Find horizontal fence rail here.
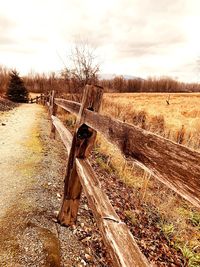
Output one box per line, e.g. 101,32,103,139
54,98,200,208
51,115,149,267
29,94,47,104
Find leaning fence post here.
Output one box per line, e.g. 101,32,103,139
41,94,44,105
43,93,46,106
44,93,48,106
57,85,103,226
50,90,57,138
47,91,52,116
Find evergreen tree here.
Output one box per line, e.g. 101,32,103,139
6,70,29,102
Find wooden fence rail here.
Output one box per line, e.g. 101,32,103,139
51,115,149,266
29,94,47,104
38,85,200,267
54,98,200,208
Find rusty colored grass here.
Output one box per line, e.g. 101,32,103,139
95,93,200,263
101,92,200,149
58,92,200,265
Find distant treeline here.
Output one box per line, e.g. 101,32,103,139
0,66,200,95
24,74,200,94
100,76,200,93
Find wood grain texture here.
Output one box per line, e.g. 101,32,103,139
54,98,200,208
57,85,104,226
51,115,150,267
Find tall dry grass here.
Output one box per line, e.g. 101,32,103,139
57,92,200,264
0,66,10,94
102,93,200,150
92,93,200,264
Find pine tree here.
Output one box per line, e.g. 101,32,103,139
6,70,29,102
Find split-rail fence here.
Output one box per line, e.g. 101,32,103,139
35,85,200,267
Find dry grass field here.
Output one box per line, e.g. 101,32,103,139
92,93,200,266
60,92,200,265
102,93,200,149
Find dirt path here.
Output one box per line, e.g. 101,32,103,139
0,104,86,267
0,105,42,219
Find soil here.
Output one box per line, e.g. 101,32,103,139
0,97,18,111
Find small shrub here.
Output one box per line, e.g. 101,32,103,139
161,223,175,239
149,115,165,134
188,212,200,228
179,245,200,267
124,210,138,225
6,70,28,103
132,110,147,129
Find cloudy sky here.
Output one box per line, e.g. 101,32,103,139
0,0,200,82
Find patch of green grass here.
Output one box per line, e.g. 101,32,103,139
177,206,190,216
177,207,200,228
95,157,114,174
188,212,200,228
93,148,116,174
160,221,175,243
66,118,75,128
179,245,200,267
124,210,138,225
160,223,175,239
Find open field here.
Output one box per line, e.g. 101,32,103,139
102,93,200,150
91,92,200,266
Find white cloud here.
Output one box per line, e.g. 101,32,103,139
0,0,200,81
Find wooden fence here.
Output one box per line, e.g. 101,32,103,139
29,94,48,104
38,85,200,267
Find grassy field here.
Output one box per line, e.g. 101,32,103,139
94,93,200,266
102,93,200,150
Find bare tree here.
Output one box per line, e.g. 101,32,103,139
62,43,100,92
0,66,10,94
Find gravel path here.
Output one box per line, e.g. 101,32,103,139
0,104,87,267
0,105,41,218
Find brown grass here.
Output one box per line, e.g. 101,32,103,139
58,92,200,266
102,93,200,149
94,93,200,265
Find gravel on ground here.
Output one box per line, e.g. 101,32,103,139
0,104,110,267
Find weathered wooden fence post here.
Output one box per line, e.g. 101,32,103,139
50,90,57,138
44,93,48,106
57,85,103,226
40,94,43,104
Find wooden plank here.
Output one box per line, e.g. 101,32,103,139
57,85,104,226
51,115,72,153
55,98,80,114
51,115,149,267
54,98,200,208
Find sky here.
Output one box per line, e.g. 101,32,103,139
0,0,200,82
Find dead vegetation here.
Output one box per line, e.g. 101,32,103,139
60,92,200,266
102,93,200,149
95,92,200,266
0,97,19,112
